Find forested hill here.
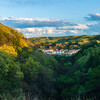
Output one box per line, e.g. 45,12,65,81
0,23,34,56
29,35,100,49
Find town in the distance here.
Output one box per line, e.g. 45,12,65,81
39,48,80,56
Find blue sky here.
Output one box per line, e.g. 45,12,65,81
0,0,100,22
0,0,100,37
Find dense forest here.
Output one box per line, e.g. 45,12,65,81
0,23,100,100
29,35,100,50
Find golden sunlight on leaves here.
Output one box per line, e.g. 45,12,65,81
0,44,17,56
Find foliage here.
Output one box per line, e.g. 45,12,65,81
29,35,100,50
0,23,33,56
0,50,23,99
0,41,100,100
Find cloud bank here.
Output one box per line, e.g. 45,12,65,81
0,14,100,38
0,17,72,28
84,13,100,35
85,13,100,21
0,17,89,37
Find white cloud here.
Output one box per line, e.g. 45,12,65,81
59,24,89,30
0,17,56,21
16,27,67,37
2,16,99,38
16,24,89,38
0,17,69,28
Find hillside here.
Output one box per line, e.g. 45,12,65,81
0,23,100,99
29,35,100,49
0,23,33,56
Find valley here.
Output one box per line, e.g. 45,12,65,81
0,23,100,100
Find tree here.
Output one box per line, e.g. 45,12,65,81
0,50,23,99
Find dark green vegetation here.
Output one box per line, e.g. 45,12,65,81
0,23,100,100
0,49,58,100
29,35,100,49
55,42,100,100
0,42,100,100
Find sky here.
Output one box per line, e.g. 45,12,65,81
0,0,100,37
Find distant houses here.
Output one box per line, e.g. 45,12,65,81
39,48,80,56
